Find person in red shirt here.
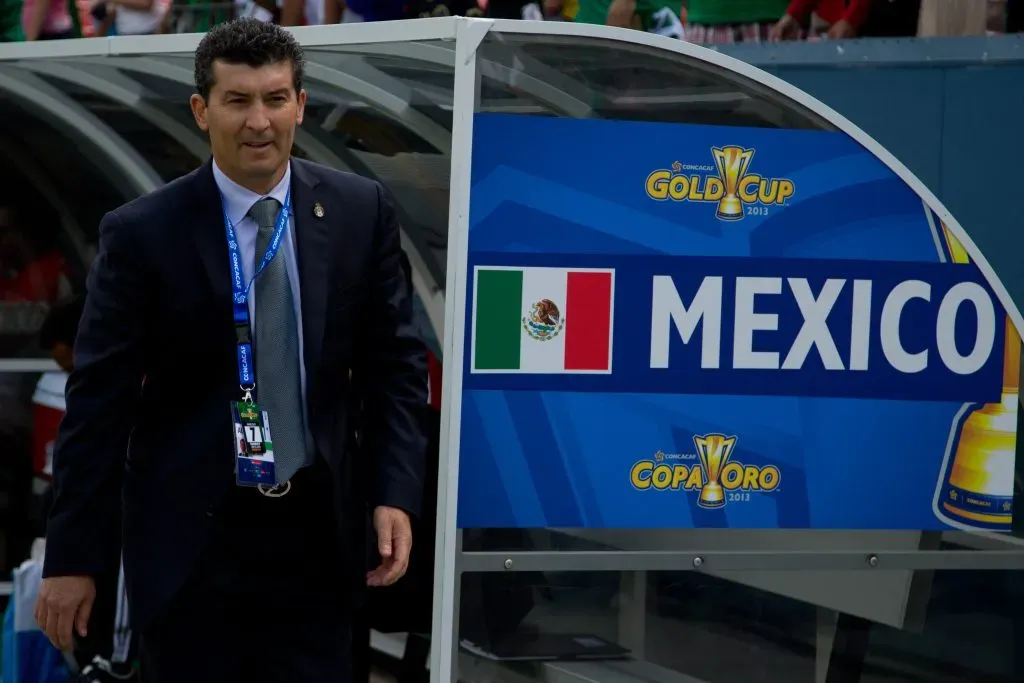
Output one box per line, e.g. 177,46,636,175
0,206,71,304
769,0,871,40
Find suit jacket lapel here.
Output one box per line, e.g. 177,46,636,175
291,159,329,403
192,159,235,329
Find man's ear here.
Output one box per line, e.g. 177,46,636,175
295,88,307,127
190,93,209,132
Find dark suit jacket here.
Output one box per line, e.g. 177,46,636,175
42,158,428,632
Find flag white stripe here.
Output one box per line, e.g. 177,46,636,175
519,268,568,373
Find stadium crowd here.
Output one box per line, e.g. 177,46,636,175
0,0,1021,42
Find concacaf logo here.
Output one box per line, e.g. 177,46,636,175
629,435,781,509
645,146,795,221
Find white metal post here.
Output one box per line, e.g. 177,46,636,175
429,16,492,683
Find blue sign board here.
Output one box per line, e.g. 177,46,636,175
457,113,1020,532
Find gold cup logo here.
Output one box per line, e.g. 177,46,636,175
711,146,755,221
693,433,737,509
937,225,1018,530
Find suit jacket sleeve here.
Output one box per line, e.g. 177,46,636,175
43,211,148,578
360,183,428,516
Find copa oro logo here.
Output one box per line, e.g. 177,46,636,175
645,146,795,221
629,434,781,509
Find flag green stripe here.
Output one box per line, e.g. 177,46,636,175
474,269,523,369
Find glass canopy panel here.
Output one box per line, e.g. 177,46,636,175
304,43,453,344
452,25,1024,683
24,68,202,184
0,95,117,356
455,566,1021,683
476,32,838,129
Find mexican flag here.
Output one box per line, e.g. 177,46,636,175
471,266,614,373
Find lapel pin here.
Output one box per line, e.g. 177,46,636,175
313,202,325,219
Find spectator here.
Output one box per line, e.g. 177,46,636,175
279,0,323,27
107,0,170,36
324,0,406,22
68,0,96,36
917,0,1001,36
37,294,81,375
769,0,871,40
234,0,280,23
0,206,71,304
22,0,73,39
405,0,485,18
485,0,575,19
859,0,920,36
685,0,791,44
1,0,25,40
574,0,684,37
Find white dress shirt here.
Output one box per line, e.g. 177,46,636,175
212,160,308,409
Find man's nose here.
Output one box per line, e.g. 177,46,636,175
245,103,271,132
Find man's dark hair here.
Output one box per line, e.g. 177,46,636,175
193,18,305,100
39,294,85,351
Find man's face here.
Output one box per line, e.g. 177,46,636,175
190,60,306,189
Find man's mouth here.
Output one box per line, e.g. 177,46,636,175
243,141,273,150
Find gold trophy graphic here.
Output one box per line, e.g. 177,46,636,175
937,225,1018,530
693,433,737,509
711,146,754,221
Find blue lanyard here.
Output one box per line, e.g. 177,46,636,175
221,189,292,395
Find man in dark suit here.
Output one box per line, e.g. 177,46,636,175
34,18,427,683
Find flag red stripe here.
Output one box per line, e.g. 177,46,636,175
564,271,612,370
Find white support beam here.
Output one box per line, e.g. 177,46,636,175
304,59,452,153
0,136,93,272
0,66,162,196
16,60,210,163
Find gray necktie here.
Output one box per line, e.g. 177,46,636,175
250,197,308,484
